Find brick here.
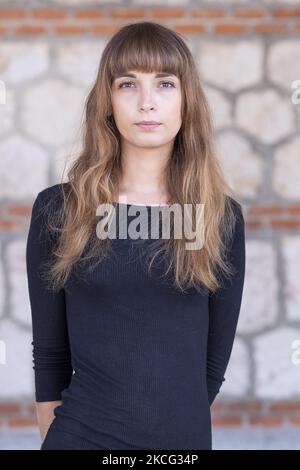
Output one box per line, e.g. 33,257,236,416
210,402,224,413
31,9,66,20
272,9,300,18
245,221,262,230
55,25,86,35
14,26,47,36
212,416,243,427
254,24,287,34
91,24,120,35
8,418,37,428
0,220,24,230
289,417,300,426
111,9,145,19
226,401,263,413
288,206,300,215
73,10,106,19
270,401,300,413
249,416,284,427
270,220,300,229
233,9,266,18
0,10,26,19
152,8,185,19
192,10,225,19
0,403,21,414
173,24,206,34
248,206,285,215
214,24,248,35
7,205,32,217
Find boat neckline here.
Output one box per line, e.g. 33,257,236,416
114,202,171,208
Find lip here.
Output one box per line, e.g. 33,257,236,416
136,121,161,125
135,122,161,130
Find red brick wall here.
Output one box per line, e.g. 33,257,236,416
1,401,300,430
1,3,299,433
0,6,299,38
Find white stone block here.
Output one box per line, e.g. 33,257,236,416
0,87,15,136
219,337,250,397
198,41,263,92
0,43,49,85
55,40,105,87
281,236,300,322
268,41,300,92
236,90,294,144
254,327,300,399
0,319,33,398
216,131,263,198
20,79,87,146
7,239,32,327
273,136,300,199
238,240,279,334
204,86,232,129
0,135,48,198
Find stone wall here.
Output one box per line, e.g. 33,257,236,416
0,0,299,431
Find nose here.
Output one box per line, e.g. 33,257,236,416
140,103,155,111
137,84,158,112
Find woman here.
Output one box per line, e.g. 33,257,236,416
26,21,246,450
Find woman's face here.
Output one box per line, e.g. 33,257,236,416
111,70,182,149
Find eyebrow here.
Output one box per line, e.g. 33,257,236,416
114,72,178,80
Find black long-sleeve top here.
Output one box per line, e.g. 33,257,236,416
26,183,246,450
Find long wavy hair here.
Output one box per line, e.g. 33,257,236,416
41,21,241,295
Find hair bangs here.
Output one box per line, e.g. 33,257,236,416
106,24,186,84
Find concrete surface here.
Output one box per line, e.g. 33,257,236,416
0,426,299,450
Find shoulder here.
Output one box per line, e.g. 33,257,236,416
36,182,70,205
224,195,245,255
227,195,243,215
226,195,244,229
30,183,71,237
33,182,71,215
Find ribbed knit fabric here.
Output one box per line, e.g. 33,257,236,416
40,421,107,450
26,183,245,450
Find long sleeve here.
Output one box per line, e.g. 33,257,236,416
26,189,73,402
206,199,246,406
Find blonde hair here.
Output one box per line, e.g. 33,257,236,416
42,21,241,295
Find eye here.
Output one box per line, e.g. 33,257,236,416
118,81,176,89
161,81,176,88
118,81,134,89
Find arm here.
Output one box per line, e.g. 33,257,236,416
206,200,246,406
35,401,62,442
26,189,73,442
